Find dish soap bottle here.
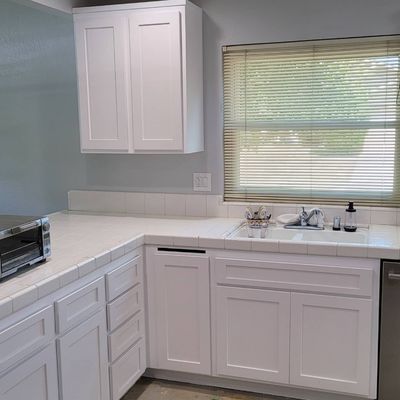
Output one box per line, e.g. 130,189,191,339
344,202,357,232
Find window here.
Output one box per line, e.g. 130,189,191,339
223,36,400,206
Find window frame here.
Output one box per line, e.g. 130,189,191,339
223,35,400,207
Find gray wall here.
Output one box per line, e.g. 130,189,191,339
83,0,400,194
1,0,400,214
0,0,86,215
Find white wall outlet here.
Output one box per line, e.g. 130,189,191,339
193,173,212,192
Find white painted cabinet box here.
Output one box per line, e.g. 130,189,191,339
211,253,379,398
0,243,380,400
0,249,145,400
73,0,203,154
146,247,380,400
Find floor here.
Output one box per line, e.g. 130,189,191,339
123,378,287,400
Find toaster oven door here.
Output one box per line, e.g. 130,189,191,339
0,227,43,278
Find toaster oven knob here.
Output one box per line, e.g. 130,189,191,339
42,222,50,232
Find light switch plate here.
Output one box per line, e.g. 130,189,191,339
193,173,212,192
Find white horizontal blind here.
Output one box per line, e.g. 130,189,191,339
223,36,400,206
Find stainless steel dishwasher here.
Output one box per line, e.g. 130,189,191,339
379,261,400,399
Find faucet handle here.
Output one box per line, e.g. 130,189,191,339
244,207,254,220
316,210,324,228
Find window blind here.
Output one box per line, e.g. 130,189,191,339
223,36,400,206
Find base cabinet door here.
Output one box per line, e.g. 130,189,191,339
215,286,290,384
58,310,110,400
290,293,372,396
154,253,211,374
0,343,58,400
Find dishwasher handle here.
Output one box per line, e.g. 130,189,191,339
388,272,400,281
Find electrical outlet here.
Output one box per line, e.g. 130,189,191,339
193,173,212,192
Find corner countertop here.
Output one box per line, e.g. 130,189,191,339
0,210,399,320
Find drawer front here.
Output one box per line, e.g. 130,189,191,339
108,311,144,363
107,285,142,332
106,256,142,301
56,277,105,333
0,306,55,373
110,339,146,400
214,257,373,297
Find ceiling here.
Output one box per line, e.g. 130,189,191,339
15,0,162,14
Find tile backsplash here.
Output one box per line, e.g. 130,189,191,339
68,190,400,225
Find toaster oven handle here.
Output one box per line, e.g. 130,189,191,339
11,221,40,234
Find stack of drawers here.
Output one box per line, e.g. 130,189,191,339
105,255,146,400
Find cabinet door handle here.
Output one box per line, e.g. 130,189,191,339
388,272,400,280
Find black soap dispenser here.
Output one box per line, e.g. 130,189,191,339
344,202,357,232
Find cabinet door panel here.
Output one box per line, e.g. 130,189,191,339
130,11,183,151
58,310,109,400
216,287,290,383
0,343,58,400
74,15,130,152
155,253,210,374
290,293,372,396
110,339,146,400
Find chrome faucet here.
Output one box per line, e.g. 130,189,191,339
285,207,324,230
299,207,308,227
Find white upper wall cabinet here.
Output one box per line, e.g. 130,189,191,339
73,1,204,154
74,15,131,152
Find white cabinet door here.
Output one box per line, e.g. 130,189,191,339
130,10,184,151
290,293,372,396
154,253,211,374
58,310,110,400
0,343,58,400
74,14,130,152
215,286,290,384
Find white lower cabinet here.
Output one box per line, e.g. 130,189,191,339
0,343,58,400
106,252,146,400
153,252,211,374
211,253,379,398
0,246,379,400
58,310,110,400
290,293,372,396
215,286,290,384
216,288,373,395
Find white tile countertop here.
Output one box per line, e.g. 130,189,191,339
0,210,400,320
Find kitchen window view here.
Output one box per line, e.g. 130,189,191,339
223,36,400,206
